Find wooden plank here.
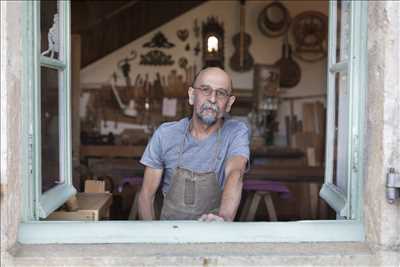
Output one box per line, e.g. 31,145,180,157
46,210,95,221
72,193,112,211
71,34,81,190
46,193,112,221
302,102,315,133
128,190,140,220
292,132,324,166
85,160,324,184
306,147,317,167
292,132,317,150
309,183,320,220
246,193,261,221
253,158,306,167
87,158,145,178
299,183,310,219
290,115,298,135
285,116,291,146
314,102,325,135
251,146,304,158
263,192,277,221
85,180,106,193
239,192,254,221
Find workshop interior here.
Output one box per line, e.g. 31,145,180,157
40,0,343,222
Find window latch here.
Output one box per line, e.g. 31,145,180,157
386,168,400,204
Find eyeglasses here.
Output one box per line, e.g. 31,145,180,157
194,86,231,99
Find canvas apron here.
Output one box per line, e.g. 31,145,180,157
160,122,222,220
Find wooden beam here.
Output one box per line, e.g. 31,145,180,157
81,1,139,32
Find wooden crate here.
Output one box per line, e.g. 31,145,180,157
46,193,112,221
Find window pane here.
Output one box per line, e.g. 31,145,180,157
41,1,59,59
332,71,348,194
41,67,61,193
336,0,351,62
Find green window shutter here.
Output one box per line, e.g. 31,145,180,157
30,0,76,219
320,0,367,219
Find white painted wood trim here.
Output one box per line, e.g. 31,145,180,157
18,220,364,244
38,184,77,218
320,183,347,216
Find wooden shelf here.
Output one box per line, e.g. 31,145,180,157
246,166,324,183
81,145,145,158
251,146,304,158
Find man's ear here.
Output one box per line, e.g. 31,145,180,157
188,87,195,105
225,95,236,113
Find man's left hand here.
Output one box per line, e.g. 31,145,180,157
198,213,225,222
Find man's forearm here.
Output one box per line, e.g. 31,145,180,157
218,169,243,221
138,191,155,220
138,166,163,220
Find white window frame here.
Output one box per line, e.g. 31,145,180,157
18,0,368,244
22,0,76,221
320,0,367,220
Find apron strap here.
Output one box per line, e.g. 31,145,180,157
212,127,221,172
176,119,191,168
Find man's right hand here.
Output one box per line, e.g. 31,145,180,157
198,213,225,222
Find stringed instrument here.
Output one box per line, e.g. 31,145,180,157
275,33,301,88
230,0,254,72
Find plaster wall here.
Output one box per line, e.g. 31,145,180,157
364,1,400,262
0,1,23,264
1,1,399,266
80,0,328,140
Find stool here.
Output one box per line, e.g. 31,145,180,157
118,176,143,220
240,180,290,221
245,191,277,221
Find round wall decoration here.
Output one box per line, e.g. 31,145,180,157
257,2,290,38
291,11,328,62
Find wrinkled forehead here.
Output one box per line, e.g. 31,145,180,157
192,68,233,92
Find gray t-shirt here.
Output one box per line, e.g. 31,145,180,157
140,117,250,193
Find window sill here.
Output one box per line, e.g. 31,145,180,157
18,220,364,244
9,242,374,266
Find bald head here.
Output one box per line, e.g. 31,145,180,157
192,67,233,93
188,67,236,126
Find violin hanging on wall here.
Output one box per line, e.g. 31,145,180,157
229,0,254,72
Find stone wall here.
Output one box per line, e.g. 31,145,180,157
0,1,23,264
364,1,400,265
1,1,399,266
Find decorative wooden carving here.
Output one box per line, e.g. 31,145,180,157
193,19,200,38
194,42,201,56
177,29,189,41
143,32,175,48
178,57,188,69
117,50,137,87
291,11,328,62
140,50,174,66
